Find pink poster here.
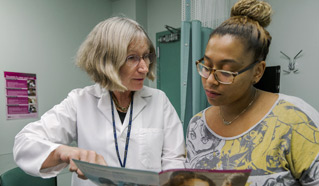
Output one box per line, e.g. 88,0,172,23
4,71,38,119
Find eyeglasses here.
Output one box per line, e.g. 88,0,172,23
125,53,156,67
195,57,259,84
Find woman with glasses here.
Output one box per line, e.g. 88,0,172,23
185,0,319,185
13,17,185,186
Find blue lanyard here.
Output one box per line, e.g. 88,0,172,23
110,92,134,168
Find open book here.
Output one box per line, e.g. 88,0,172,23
73,159,251,186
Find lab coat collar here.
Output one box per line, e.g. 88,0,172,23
88,83,152,122
132,88,150,120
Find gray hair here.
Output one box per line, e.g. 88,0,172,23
76,16,156,91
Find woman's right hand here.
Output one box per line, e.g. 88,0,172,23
42,145,107,179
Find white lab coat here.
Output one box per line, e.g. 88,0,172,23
13,84,185,186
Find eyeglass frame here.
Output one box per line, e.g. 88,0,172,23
125,53,156,67
195,57,260,84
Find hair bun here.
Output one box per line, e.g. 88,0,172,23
231,0,272,27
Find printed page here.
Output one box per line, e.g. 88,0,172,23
73,159,159,186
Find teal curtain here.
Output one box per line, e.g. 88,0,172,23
179,0,230,135
180,20,212,134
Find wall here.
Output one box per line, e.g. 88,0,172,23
0,0,112,185
266,0,319,111
111,0,136,19
111,0,182,44
111,0,148,36
136,0,148,32
146,0,181,88
146,0,181,45
229,0,319,111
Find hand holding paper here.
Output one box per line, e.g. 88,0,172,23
41,145,107,179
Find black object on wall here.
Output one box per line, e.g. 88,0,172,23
254,66,281,93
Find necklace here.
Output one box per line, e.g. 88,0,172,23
111,92,130,112
219,89,257,125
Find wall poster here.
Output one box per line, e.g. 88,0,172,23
4,71,38,119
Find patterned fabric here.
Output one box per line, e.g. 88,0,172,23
185,94,319,186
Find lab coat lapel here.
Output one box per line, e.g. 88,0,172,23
97,93,112,124
89,84,112,123
132,87,151,121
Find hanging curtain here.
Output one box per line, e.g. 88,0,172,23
180,0,230,133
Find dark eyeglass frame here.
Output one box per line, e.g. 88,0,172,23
195,57,260,84
125,53,156,67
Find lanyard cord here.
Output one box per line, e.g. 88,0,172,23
110,92,134,168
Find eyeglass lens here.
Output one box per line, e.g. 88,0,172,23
126,53,155,66
197,63,234,84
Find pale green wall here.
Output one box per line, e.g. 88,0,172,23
221,0,319,111
136,0,148,31
146,0,181,45
111,0,181,45
265,0,319,110
0,0,112,185
146,0,181,88
111,0,148,34
111,0,136,19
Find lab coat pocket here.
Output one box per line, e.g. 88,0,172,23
138,128,163,169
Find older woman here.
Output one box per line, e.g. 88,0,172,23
185,0,319,185
13,17,185,186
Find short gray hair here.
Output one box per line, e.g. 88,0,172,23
76,16,156,91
